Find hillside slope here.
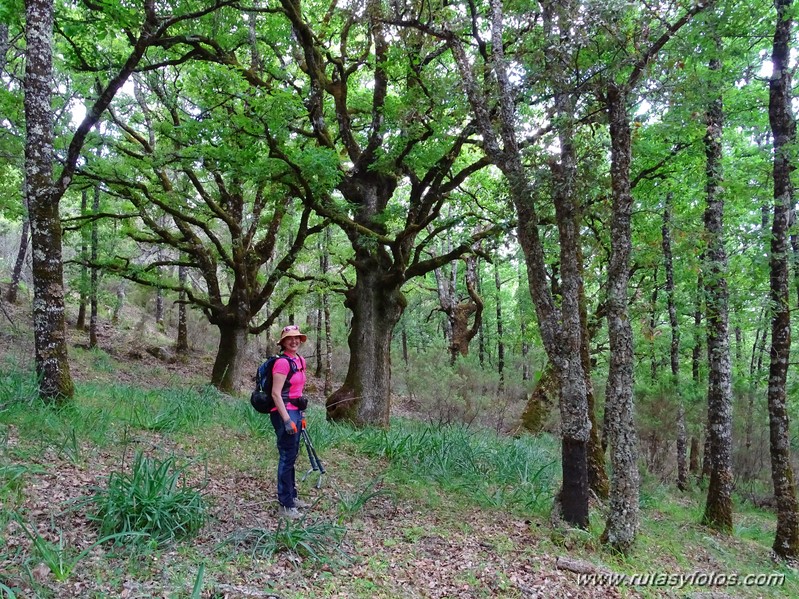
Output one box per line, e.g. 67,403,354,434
0,287,796,598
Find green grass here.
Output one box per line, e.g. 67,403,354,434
85,451,207,547
594,485,799,598
225,517,348,563
2,373,799,597
349,419,557,514
334,476,394,521
0,368,39,408
16,517,142,583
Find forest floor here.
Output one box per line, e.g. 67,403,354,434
0,288,797,598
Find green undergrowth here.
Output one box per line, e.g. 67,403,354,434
599,483,799,598
1,369,798,597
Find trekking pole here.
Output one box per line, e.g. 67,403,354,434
301,428,326,489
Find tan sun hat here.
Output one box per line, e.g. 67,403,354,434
278,324,307,344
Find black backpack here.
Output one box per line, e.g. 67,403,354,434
250,355,306,413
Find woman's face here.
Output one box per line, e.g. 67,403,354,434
282,336,302,352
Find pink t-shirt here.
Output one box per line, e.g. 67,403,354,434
272,354,306,409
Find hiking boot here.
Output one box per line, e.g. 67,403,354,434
278,506,303,520
293,498,312,509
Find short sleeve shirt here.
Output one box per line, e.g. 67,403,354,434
272,354,306,405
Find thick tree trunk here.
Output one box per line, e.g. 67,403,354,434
515,154,590,528
601,84,639,553
767,0,799,559
210,323,250,392
210,281,254,392
544,1,591,528
326,268,406,427
701,52,733,534
582,335,608,500
24,0,74,400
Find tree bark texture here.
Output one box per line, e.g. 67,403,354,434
601,84,639,553
701,53,734,534
23,0,175,399
513,153,590,528
578,247,609,500
211,322,250,393
767,0,799,559
24,0,75,400
326,264,406,427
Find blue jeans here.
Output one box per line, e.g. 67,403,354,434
270,410,302,508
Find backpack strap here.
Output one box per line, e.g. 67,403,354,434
256,359,272,393
256,354,300,398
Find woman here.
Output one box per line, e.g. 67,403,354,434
270,324,309,519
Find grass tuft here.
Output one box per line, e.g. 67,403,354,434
225,517,347,563
0,369,39,410
16,517,142,582
86,451,207,547
335,476,394,521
